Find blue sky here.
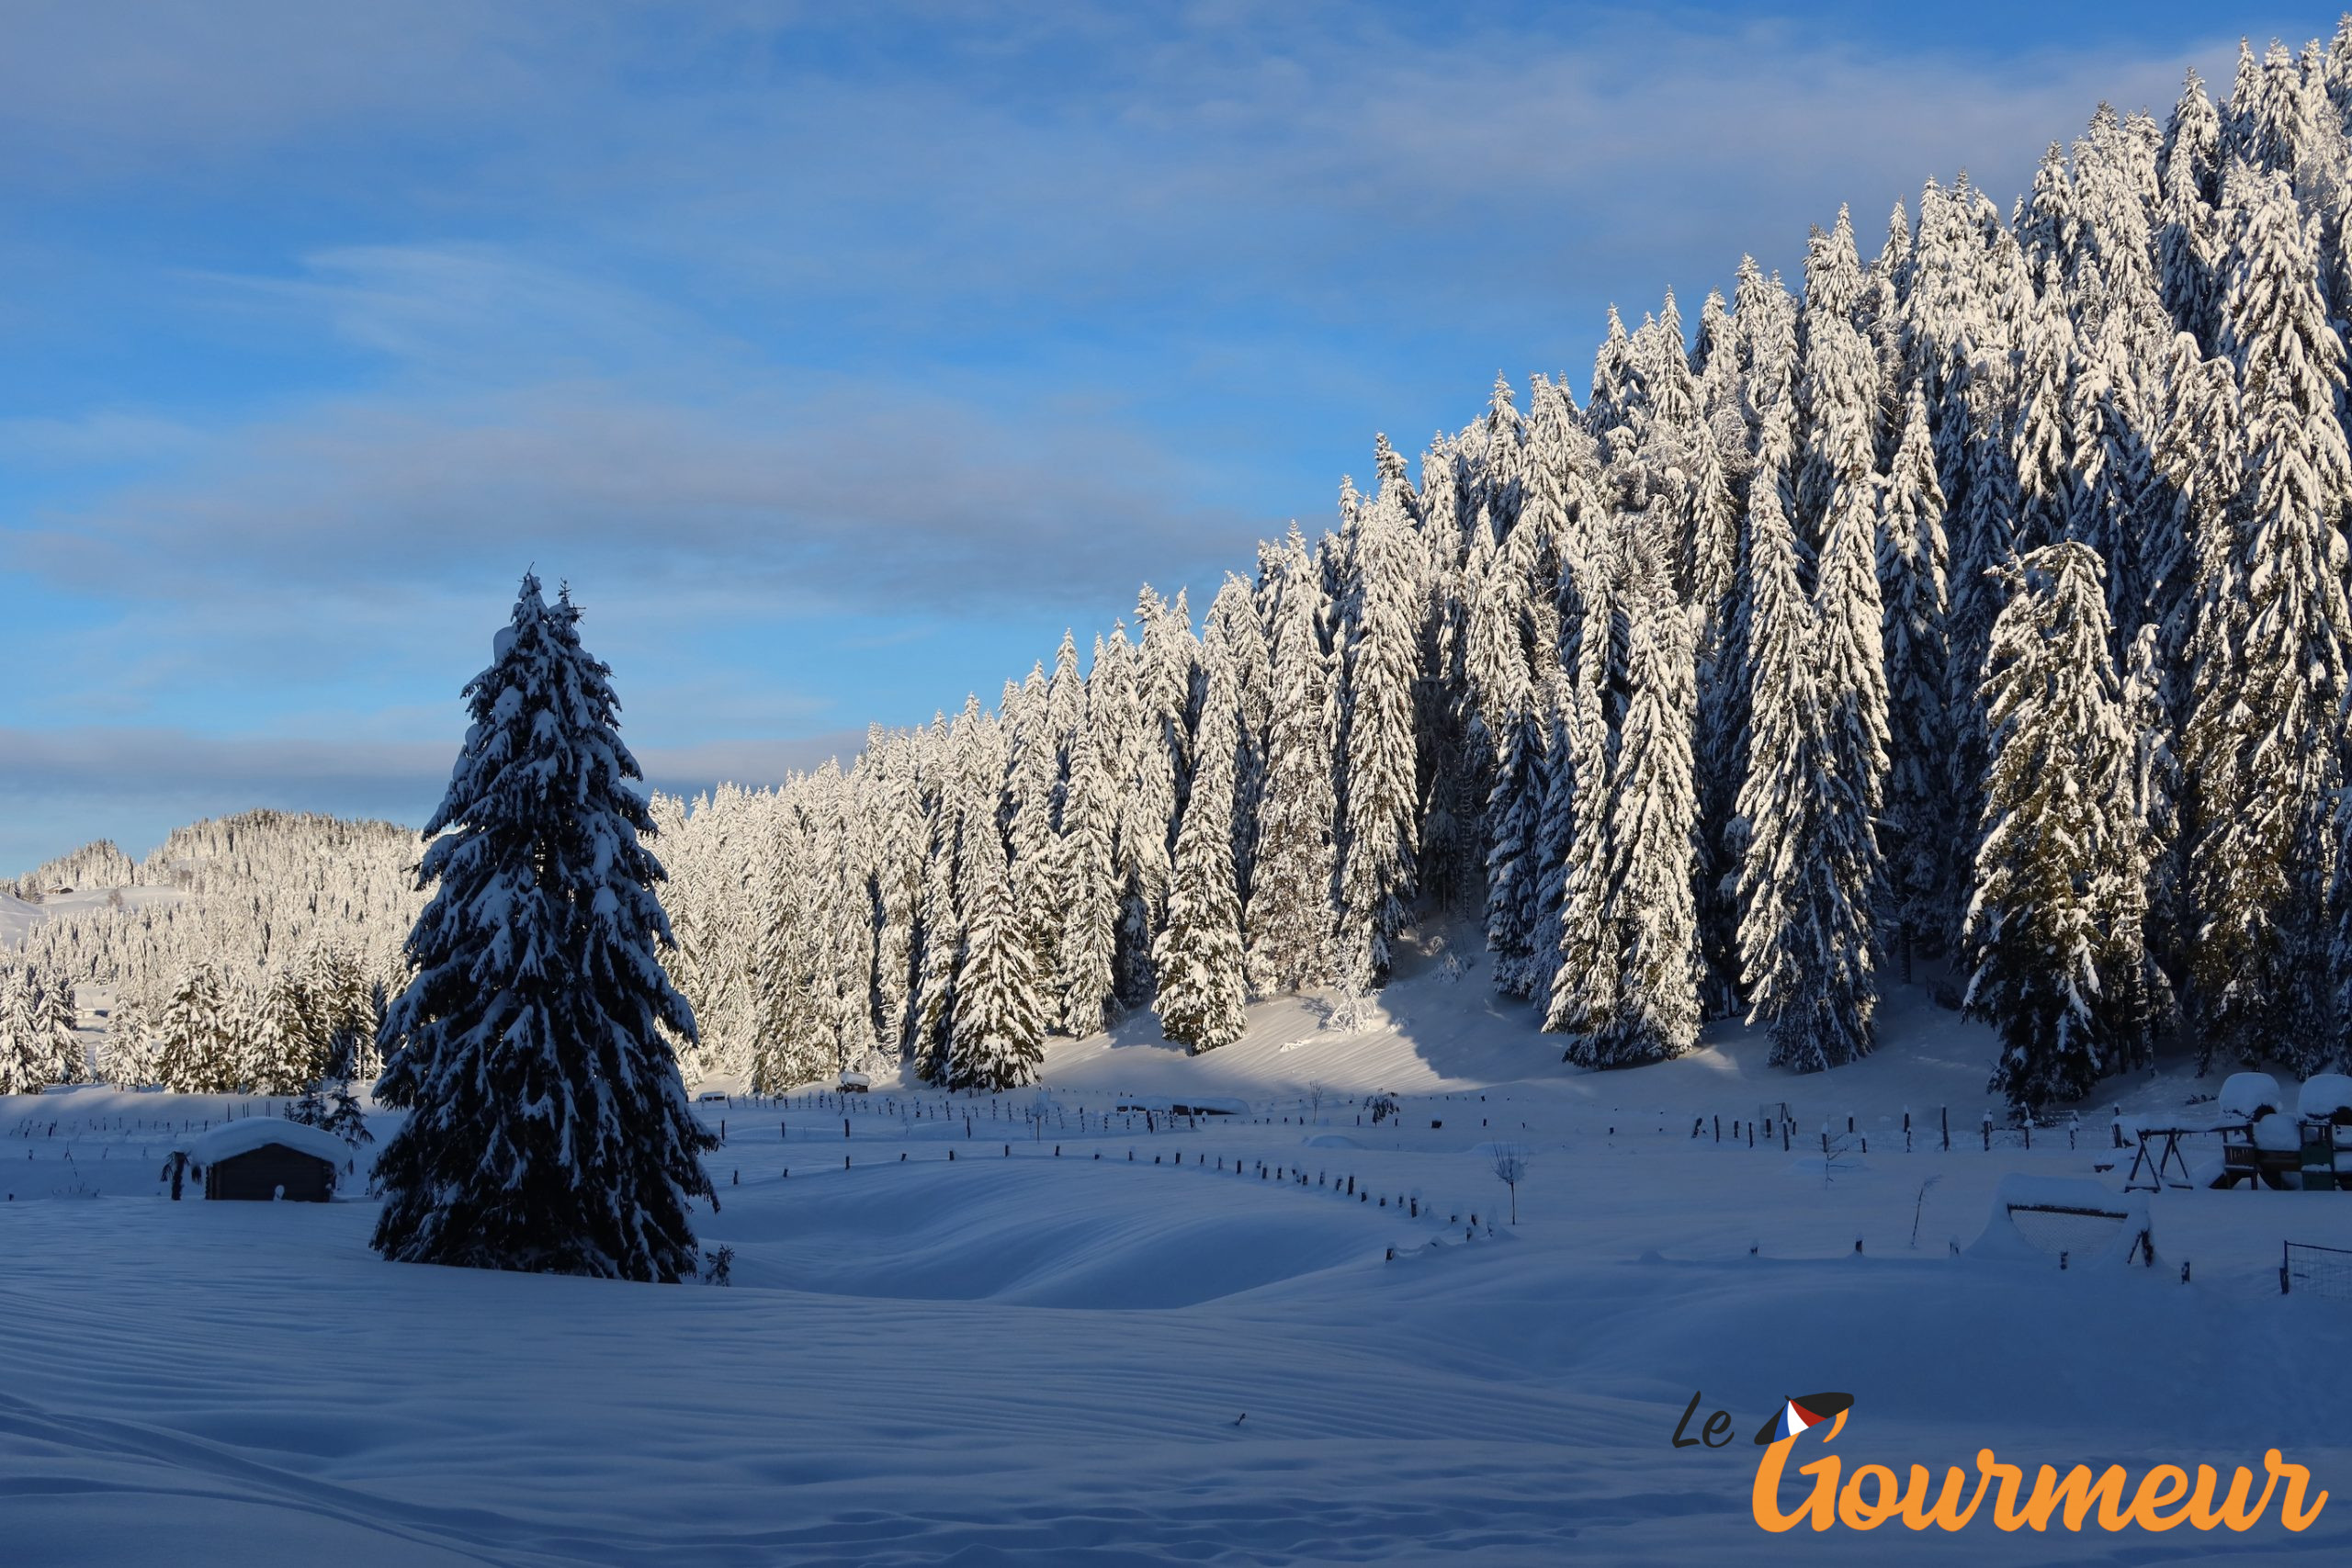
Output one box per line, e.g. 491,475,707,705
0,1,2336,870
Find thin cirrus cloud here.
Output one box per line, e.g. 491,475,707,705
0,723,868,871
0,2,2312,870
0,726,865,802
15,374,1250,610
7,22,2258,611
10,242,1260,615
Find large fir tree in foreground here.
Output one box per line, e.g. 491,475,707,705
372,573,717,1283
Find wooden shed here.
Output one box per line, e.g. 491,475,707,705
181,1120,349,1202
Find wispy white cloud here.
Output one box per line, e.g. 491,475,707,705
9,367,1257,612
1,1,2262,624
0,721,866,873
0,723,865,815
0,0,2324,870
0,412,207,471
0,2,566,180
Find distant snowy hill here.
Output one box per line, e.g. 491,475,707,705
0,885,189,953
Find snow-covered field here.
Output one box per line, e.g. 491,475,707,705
6,944,2350,1563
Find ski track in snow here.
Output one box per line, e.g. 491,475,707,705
6,944,2352,1564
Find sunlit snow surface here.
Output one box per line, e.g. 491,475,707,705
6,937,2351,1563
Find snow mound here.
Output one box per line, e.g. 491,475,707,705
2220,1072,2286,1122
2299,1073,2352,1122
1303,1134,1363,1148
1985,1173,2125,1209
179,1119,354,1168
2253,1114,2302,1152
1967,1174,2150,1267
707,1158,1408,1309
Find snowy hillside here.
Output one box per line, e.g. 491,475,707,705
1024,923,2015,1110
0,885,188,953
0,891,39,951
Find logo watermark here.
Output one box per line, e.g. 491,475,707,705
1670,1390,2329,1535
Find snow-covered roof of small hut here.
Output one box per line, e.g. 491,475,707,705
2301,1074,2352,1122
839,1071,872,1087
2220,1072,2286,1122
178,1119,352,1168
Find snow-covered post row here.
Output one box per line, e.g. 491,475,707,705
368,573,718,1283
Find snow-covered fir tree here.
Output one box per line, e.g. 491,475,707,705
2191,167,2352,1070
946,818,1046,1091
909,773,965,1086
1795,235,1895,1068
1877,386,1952,975
1966,544,2160,1111
1246,527,1340,995
1411,436,1479,914
370,574,716,1283
1004,665,1061,976
1210,575,1275,927
1542,482,1621,1046
1499,380,1592,1003
3,967,85,1088
1053,705,1121,1036
1557,517,1700,1066
1334,443,1424,987
2160,71,2227,352
0,968,51,1093
99,991,158,1089
1154,602,1250,1054
250,968,322,1094
2123,622,2186,990
1125,587,1196,950
1736,391,1880,1074
155,962,232,1094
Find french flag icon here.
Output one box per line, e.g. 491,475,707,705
1754,1392,1855,1445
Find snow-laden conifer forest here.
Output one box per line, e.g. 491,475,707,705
14,40,2352,1115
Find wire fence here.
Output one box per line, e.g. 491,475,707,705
2282,1241,2352,1299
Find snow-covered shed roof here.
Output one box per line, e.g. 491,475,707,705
178,1119,352,1168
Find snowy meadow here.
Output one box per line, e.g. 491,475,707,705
6,959,2350,1564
